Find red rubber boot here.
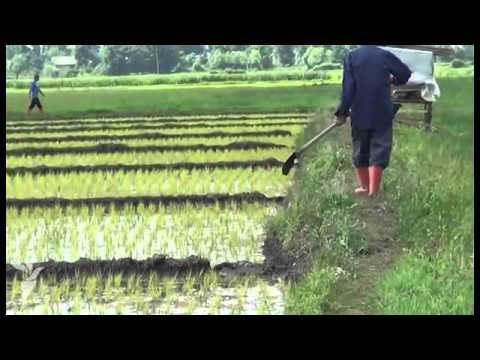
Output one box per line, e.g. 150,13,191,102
368,166,383,197
355,167,369,195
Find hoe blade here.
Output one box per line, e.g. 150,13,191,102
282,152,298,176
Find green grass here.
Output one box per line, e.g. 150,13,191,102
6,64,471,122
6,84,340,121
272,77,474,315
434,63,474,78
374,77,474,314
376,250,473,314
6,68,340,89
267,114,363,314
6,63,471,90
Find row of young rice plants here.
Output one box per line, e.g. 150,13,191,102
6,203,276,265
7,167,290,198
6,271,285,315
6,112,307,315
6,148,294,168
6,125,304,141
6,113,311,127
5,135,295,151
6,118,309,133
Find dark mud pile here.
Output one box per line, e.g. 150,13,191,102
6,255,211,281
6,239,295,282
6,114,310,128
6,130,293,144
5,202,298,282
6,142,288,157
7,158,284,176
6,192,286,210
6,121,308,135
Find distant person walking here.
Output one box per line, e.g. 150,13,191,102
335,45,412,197
27,73,45,115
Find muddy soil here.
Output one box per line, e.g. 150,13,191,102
6,255,211,281
6,250,285,282
6,158,284,176
6,192,286,210
6,239,299,283
6,142,288,157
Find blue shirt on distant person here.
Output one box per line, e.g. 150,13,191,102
335,45,412,130
30,80,41,98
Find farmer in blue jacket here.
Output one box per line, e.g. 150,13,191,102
27,73,45,115
335,45,412,197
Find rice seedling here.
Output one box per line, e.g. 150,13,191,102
72,288,82,315
256,282,273,315
7,203,274,265
230,286,247,315
7,147,293,169
6,136,295,155
9,278,21,303
208,293,224,315
6,124,302,142
6,114,308,133
7,113,309,128
7,167,288,198
114,301,123,315
5,111,305,315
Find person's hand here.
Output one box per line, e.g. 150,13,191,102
335,115,347,127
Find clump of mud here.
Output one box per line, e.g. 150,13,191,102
6,237,301,282
7,158,284,176
6,142,287,157
6,192,286,210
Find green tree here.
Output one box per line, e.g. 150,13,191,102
464,45,474,62
74,45,100,68
157,45,182,73
247,49,262,70
208,49,227,69
8,53,30,79
303,46,334,69
210,45,248,52
455,47,466,60
248,45,274,69
273,45,295,67
98,45,157,75
294,45,309,66
178,45,206,54
6,45,29,60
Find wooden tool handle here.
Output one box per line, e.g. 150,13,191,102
297,121,338,155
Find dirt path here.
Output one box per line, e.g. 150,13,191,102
324,128,403,315
326,192,402,315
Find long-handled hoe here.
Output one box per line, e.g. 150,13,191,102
282,121,339,176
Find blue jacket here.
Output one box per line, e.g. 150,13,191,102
335,46,412,130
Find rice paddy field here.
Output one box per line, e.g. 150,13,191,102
6,112,310,315
6,68,473,316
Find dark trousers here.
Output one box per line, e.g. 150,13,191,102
352,126,393,169
28,97,43,111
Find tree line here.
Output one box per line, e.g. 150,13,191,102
6,45,474,79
